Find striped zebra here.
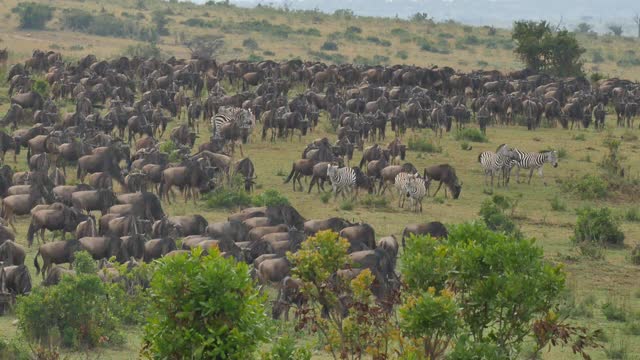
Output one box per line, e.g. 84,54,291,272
405,174,428,212
211,106,256,139
512,149,558,185
478,144,518,188
394,172,428,211
327,164,356,200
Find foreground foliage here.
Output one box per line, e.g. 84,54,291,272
142,248,269,359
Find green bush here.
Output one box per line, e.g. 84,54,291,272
61,9,93,30
204,187,252,209
243,38,259,50
181,17,220,28
573,133,586,141
454,128,488,142
631,244,640,265
12,3,54,30
32,79,49,98
360,194,389,209
601,301,627,322
549,195,567,211
263,50,275,56
319,192,331,204
0,337,30,360
16,251,124,349
561,175,608,200
459,141,472,150
308,50,348,64
321,41,338,51
400,222,566,358
396,50,408,60
261,335,312,360
142,248,269,359
479,195,522,238
252,189,289,207
408,137,442,153
572,207,624,246
340,199,354,211
557,148,568,159
624,207,640,222
123,43,163,59
248,53,264,62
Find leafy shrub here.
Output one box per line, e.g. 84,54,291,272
242,38,259,50
557,148,568,159
151,10,170,36
12,3,54,30
142,248,269,359
308,50,348,63
252,189,289,207
396,50,408,60
360,194,389,209
631,244,640,265
61,9,93,30
617,51,640,67
248,53,264,62
32,79,49,98
624,207,640,222
261,335,312,360
340,199,354,211
572,133,586,141
462,34,480,45
408,137,442,153
592,49,605,63
204,187,252,209
263,50,275,56
454,128,488,142
576,241,605,260
601,301,627,322
561,175,608,200
319,192,331,204
16,251,124,349
0,337,30,360
345,26,361,34
320,41,338,51
572,207,624,246
549,195,567,211
479,195,522,238
477,60,489,67
181,17,220,28
459,141,472,150
463,26,473,33
400,222,568,358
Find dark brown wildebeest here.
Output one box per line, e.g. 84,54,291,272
87,172,113,190
43,266,76,286
76,145,126,186
52,183,93,206
115,191,165,221
303,217,353,235
206,220,250,243
159,160,213,204
1,175,54,231
233,157,256,192
423,164,462,199
272,276,306,321
11,91,44,110
79,236,126,262
401,222,448,248
256,257,290,285
27,205,87,247
167,215,208,237
339,224,376,252
0,130,20,161
307,162,330,193
143,237,177,263
0,240,26,265
283,159,316,192
34,240,81,279
71,189,118,215
1,265,31,295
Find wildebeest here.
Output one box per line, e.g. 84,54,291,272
423,164,462,199
1,265,32,295
0,240,26,265
339,224,376,252
34,240,81,279
401,222,448,247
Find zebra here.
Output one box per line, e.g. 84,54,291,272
405,174,428,212
394,172,428,211
211,106,256,156
326,164,356,200
512,149,558,185
478,144,518,188
211,106,255,139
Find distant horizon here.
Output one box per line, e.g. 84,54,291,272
186,0,640,34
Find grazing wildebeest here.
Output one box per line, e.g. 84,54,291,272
401,222,448,247
34,240,81,279
423,164,462,199
0,240,26,265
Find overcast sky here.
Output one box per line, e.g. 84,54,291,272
189,0,640,33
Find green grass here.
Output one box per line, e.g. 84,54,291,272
454,128,488,142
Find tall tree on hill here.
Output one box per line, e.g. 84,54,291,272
512,21,585,77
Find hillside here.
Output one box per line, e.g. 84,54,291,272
0,0,640,80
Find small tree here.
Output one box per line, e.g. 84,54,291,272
151,10,170,36
575,22,593,33
512,20,585,76
11,3,54,30
608,24,623,36
401,222,600,359
184,35,225,59
142,248,269,359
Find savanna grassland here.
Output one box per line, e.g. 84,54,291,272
0,0,639,359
